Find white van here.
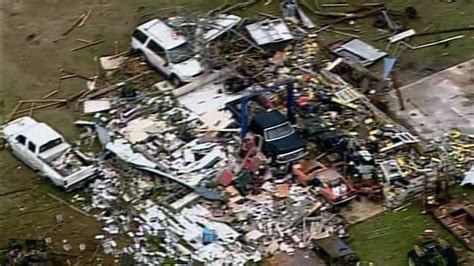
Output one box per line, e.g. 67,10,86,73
131,15,241,86
131,19,203,86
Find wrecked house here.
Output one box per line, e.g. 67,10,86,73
3,2,474,265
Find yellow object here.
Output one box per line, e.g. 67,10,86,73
331,97,358,109
397,157,406,166
450,130,461,138
369,129,380,136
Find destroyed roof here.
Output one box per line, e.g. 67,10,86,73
202,14,242,42
250,110,288,129
138,19,186,50
339,39,387,62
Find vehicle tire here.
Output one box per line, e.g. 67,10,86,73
170,75,182,87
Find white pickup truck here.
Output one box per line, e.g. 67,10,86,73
3,116,97,191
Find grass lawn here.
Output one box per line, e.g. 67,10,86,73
349,200,472,265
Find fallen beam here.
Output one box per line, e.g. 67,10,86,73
14,101,64,115
415,25,474,37
77,10,92,27
60,69,94,81
20,99,67,103
401,35,464,50
62,13,86,36
85,71,151,99
71,40,104,52
42,90,60,99
6,102,22,122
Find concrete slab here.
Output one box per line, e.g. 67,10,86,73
387,59,474,139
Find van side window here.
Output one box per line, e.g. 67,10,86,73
28,142,36,153
16,135,26,145
147,40,165,57
132,30,148,43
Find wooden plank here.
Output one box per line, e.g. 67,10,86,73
20,99,67,103
60,69,94,81
85,71,151,99
76,38,93,43
77,10,91,27
6,102,23,122
60,74,77,80
28,102,34,116
70,40,104,52
42,90,60,99
62,13,86,36
14,102,64,115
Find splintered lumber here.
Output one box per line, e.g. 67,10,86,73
321,3,348,7
42,90,60,99
71,40,104,52
68,89,88,102
62,13,86,36
415,25,474,37
7,102,22,122
76,38,93,43
258,12,279,19
60,74,77,80
14,101,65,115
85,71,152,99
29,102,34,116
60,69,94,81
78,10,92,27
402,35,464,50
328,29,360,38
20,99,67,103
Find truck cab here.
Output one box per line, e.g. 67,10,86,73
131,19,203,85
249,110,307,164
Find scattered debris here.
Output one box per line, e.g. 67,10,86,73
331,39,387,66
71,40,104,52
401,35,464,50
433,201,474,251
3,4,474,265
245,19,294,46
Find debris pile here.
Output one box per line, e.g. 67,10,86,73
3,2,474,265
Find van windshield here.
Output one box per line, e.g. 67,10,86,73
168,43,194,64
264,122,294,141
39,138,63,153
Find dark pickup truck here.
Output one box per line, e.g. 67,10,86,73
249,110,308,164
